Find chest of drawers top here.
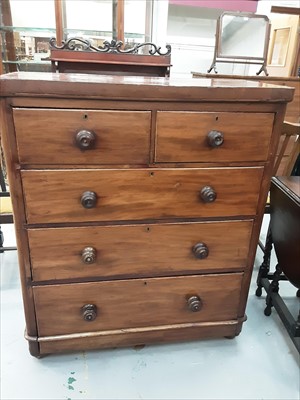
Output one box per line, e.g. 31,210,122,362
0,71,294,102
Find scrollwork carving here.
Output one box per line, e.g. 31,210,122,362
49,38,171,56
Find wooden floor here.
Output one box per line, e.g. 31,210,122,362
1,218,299,400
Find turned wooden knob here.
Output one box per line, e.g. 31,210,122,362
207,130,224,148
82,304,97,321
81,191,97,208
200,186,216,203
187,296,202,312
81,247,96,264
75,130,96,150
193,243,209,259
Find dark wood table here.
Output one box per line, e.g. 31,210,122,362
256,176,300,352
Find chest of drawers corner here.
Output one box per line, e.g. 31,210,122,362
0,72,293,357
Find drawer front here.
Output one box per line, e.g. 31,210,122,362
33,273,243,336
13,108,151,164
155,112,274,162
22,167,263,224
28,220,253,281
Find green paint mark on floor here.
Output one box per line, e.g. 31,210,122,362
68,377,76,385
68,385,74,390
70,371,75,375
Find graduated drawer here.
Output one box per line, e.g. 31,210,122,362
155,112,274,162
13,108,151,164
22,167,263,224
33,273,243,336
28,220,253,281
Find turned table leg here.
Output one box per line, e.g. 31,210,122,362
256,226,273,297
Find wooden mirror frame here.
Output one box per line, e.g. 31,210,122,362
208,11,271,76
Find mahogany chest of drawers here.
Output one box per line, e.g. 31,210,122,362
0,72,293,357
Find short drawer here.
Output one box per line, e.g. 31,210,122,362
33,273,243,336
155,112,274,162
13,108,151,164
22,167,263,224
28,220,253,281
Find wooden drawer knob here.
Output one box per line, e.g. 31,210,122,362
81,247,96,264
75,130,96,150
207,130,224,148
200,186,216,203
82,304,97,321
187,296,202,312
193,243,209,259
81,191,97,208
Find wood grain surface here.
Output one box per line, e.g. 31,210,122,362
38,321,239,354
156,111,274,162
192,72,299,124
33,273,243,336
28,220,253,281
0,72,291,356
13,108,151,164
0,72,294,103
22,167,264,224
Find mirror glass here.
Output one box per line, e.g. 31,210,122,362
219,13,269,59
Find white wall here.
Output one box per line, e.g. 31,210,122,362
124,0,146,36
257,0,300,16
166,4,221,76
65,0,112,32
152,0,169,48
9,0,55,28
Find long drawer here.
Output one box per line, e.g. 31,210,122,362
155,111,274,162
28,220,253,281
22,167,263,224
33,273,243,336
13,108,151,164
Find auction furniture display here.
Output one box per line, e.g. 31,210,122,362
0,72,293,357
